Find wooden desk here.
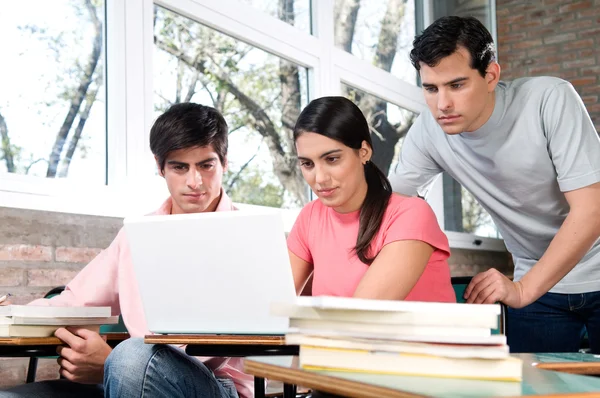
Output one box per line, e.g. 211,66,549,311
0,333,130,356
0,333,130,383
144,334,299,397
517,352,600,375
144,334,299,356
243,355,600,398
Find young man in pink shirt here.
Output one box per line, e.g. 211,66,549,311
0,103,249,398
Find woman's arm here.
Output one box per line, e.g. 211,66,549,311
353,240,433,300
289,250,314,296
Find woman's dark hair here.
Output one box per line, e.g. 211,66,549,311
150,102,228,171
410,16,496,77
293,96,392,265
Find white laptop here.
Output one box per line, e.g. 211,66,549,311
123,208,296,335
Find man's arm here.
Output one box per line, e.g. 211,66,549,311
389,115,443,197
465,182,600,307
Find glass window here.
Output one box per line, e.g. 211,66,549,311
334,0,417,84
428,0,500,238
0,0,106,182
153,5,310,209
242,0,312,34
431,0,493,32
342,84,417,176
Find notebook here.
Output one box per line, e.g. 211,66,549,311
124,208,296,335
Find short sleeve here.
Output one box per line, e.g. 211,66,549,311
543,82,600,192
383,197,450,260
287,202,315,263
389,114,444,196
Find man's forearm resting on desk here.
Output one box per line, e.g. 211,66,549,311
466,182,600,308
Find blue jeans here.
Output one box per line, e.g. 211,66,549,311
104,338,239,398
507,291,600,353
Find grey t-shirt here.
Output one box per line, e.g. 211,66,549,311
390,76,600,294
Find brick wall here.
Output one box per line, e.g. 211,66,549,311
0,207,121,388
0,206,510,388
496,0,600,131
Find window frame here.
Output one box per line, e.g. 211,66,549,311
0,0,505,251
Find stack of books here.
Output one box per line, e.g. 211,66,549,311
0,305,117,337
272,296,522,381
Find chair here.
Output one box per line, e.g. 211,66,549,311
26,286,128,383
450,276,506,335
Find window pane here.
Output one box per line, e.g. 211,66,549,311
0,0,106,183
153,6,309,209
430,0,499,238
334,0,417,84
342,84,417,176
242,0,311,34
431,0,493,32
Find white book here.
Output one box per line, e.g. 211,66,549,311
0,324,101,338
271,302,498,329
285,334,510,359
0,315,119,326
0,305,111,318
293,296,500,317
289,327,507,345
290,318,491,337
299,345,522,381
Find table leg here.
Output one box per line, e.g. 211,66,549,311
254,376,265,398
283,383,296,398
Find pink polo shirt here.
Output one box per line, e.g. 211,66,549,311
287,194,455,302
28,192,254,398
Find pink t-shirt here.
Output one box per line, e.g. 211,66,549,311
287,194,455,302
28,192,254,398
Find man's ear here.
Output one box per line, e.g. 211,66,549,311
359,141,373,164
222,158,228,174
485,62,501,92
155,156,164,177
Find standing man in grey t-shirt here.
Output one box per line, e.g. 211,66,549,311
390,16,600,353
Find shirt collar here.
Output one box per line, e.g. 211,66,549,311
152,188,235,215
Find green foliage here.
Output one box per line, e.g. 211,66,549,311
223,167,284,208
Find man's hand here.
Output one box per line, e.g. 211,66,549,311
464,268,527,308
54,327,112,384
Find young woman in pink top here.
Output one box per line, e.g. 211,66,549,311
288,96,455,302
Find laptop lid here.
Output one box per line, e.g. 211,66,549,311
124,208,296,335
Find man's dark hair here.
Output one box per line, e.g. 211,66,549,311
150,103,228,171
410,16,496,77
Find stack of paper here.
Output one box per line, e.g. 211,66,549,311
272,296,522,381
0,305,117,337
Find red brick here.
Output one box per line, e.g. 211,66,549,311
582,85,600,95
566,38,595,49
559,70,580,80
500,32,528,43
563,58,597,69
544,32,577,44
0,358,27,388
571,77,599,87
0,268,24,286
513,39,543,50
543,14,575,25
27,268,80,287
580,26,600,37
0,245,52,261
582,96,599,105
559,0,593,13
527,45,560,57
540,53,576,65
34,358,60,381
579,49,596,57
529,64,562,75
560,19,594,31
582,66,600,76
55,247,102,263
